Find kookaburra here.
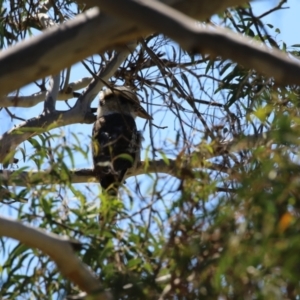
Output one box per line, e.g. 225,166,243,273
92,86,152,196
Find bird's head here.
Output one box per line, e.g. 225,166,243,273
97,87,152,120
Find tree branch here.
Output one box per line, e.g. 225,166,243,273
0,77,93,108
0,8,139,97
96,0,300,86
44,74,60,113
38,13,60,114
0,45,136,163
82,0,249,20
0,160,178,187
0,130,274,187
2,0,300,97
0,216,112,299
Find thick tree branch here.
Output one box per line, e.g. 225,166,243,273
96,0,300,86
0,8,139,97
2,0,300,97
0,216,112,299
81,0,248,20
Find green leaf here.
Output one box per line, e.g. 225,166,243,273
158,150,169,165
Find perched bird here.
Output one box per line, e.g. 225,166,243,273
92,86,152,196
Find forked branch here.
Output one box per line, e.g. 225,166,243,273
0,44,137,163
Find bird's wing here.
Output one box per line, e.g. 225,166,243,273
92,114,138,190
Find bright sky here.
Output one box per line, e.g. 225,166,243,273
258,0,300,46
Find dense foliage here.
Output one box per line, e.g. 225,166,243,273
1,0,300,298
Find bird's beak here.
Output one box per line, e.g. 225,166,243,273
136,105,153,120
